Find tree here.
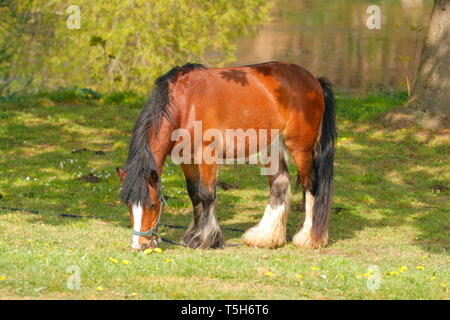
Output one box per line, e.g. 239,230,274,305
408,0,450,123
0,0,273,94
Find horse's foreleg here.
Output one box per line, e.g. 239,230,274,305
243,156,291,248
181,164,224,249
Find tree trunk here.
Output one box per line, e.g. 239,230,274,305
409,0,450,118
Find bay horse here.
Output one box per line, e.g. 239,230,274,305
116,61,336,250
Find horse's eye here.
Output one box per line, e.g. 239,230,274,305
149,203,156,209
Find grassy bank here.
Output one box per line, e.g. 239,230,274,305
0,90,448,299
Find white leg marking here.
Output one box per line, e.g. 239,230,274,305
243,202,288,248
243,172,291,248
259,204,285,233
293,191,327,248
131,205,142,249
303,190,314,231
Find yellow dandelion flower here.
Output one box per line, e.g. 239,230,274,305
399,266,408,272
87,94,93,98
388,271,399,276
416,266,425,271
0,276,7,281
165,259,172,263
95,286,103,291
131,292,138,296
144,248,153,254
363,273,373,278
439,283,447,288
264,271,273,277
109,257,118,264
121,260,129,265
311,266,318,271
296,274,304,279
429,276,437,281
154,248,163,254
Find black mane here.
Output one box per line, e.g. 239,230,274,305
120,63,206,206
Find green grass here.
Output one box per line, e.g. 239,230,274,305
0,90,448,299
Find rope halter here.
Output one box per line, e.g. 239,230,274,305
132,190,167,239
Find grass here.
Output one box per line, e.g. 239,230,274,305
0,89,448,299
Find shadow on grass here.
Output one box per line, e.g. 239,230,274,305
329,122,449,253
1,94,448,253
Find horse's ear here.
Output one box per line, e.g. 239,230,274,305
116,167,126,182
148,169,159,188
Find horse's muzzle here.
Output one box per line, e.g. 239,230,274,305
131,237,159,250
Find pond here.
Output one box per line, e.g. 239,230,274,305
233,0,433,96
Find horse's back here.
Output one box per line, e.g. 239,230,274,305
171,61,324,133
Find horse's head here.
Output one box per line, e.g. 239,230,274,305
116,167,163,250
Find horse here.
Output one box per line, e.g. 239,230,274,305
116,61,336,250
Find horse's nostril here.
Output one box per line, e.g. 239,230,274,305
140,243,149,250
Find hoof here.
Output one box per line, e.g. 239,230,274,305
292,230,328,249
183,230,224,249
242,226,286,249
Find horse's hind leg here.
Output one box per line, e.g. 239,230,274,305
243,156,291,248
181,163,224,249
288,149,328,248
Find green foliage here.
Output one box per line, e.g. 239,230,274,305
336,91,408,121
77,88,102,100
0,0,273,95
104,91,144,108
0,86,148,109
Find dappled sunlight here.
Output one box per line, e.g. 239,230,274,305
1,0,448,300
333,116,449,253
1,92,448,299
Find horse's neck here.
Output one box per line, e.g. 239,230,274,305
150,123,177,174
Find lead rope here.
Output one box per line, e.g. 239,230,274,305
0,200,243,247
1,205,345,248
131,189,241,247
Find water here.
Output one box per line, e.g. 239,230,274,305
234,0,433,96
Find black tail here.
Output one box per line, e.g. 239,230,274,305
311,77,337,243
